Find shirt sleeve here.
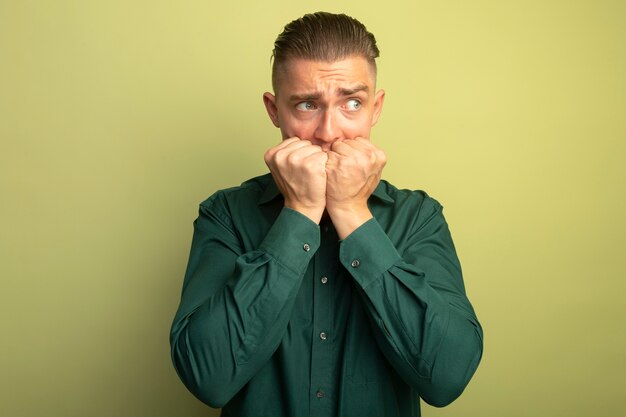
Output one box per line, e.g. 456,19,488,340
339,198,483,407
170,196,319,408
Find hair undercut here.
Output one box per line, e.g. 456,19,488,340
271,12,380,93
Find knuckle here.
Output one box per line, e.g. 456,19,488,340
274,148,289,162
285,152,299,166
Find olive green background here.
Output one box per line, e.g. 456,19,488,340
1,1,624,416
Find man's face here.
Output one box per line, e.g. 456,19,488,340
263,56,385,151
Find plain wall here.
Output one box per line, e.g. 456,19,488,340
1,1,624,416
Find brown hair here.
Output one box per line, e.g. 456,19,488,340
271,12,380,92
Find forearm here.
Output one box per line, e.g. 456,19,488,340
171,258,304,407
357,276,483,406
341,217,483,405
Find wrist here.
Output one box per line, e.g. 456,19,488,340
326,203,372,240
285,200,325,224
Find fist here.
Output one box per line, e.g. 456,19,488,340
264,137,328,223
325,138,387,238
325,138,387,208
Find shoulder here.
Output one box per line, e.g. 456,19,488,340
195,173,273,227
373,179,448,235
199,173,272,209
378,179,443,212
374,180,454,246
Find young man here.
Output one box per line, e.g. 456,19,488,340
170,12,483,417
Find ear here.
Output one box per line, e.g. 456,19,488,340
263,92,280,128
370,89,386,127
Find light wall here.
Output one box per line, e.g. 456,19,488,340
1,1,624,416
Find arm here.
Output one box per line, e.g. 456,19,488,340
171,138,327,407
340,200,483,407
170,197,319,408
326,138,482,406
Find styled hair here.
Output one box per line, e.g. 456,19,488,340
271,12,380,92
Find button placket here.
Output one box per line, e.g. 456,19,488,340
309,220,338,415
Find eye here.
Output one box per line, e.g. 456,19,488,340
295,101,316,111
345,99,362,111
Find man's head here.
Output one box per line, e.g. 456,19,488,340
263,12,385,150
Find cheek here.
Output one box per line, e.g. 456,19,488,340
341,115,373,138
278,114,315,139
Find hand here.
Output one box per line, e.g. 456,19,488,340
264,137,328,224
325,138,387,239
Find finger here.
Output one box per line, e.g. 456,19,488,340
273,136,300,148
329,140,355,155
304,149,329,166
354,140,386,167
374,148,387,167
281,138,316,152
272,137,308,152
353,137,372,145
284,143,325,163
265,138,312,162
330,140,372,159
270,137,315,155
331,140,385,169
345,137,378,152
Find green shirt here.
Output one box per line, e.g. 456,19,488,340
170,173,483,417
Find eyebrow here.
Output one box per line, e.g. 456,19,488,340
337,84,369,96
289,84,369,102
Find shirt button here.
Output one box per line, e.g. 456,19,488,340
316,390,325,398
319,332,327,340
320,276,328,284
303,243,310,252
351,259,360,268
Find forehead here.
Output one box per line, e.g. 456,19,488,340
275,56,376,95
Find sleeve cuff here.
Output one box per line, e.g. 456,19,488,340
339,218,401,288
259,207,320,274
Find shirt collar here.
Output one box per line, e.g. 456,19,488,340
257,173,395,205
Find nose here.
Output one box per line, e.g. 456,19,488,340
313,109,341,150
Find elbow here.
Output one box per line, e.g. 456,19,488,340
420,351,482,407
196,375,243,409
170,333,239,409
422,392,459,408
420,370,472,408
171,351,238,408
195,383,233,409
187,380,235,409
421,315,484,407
